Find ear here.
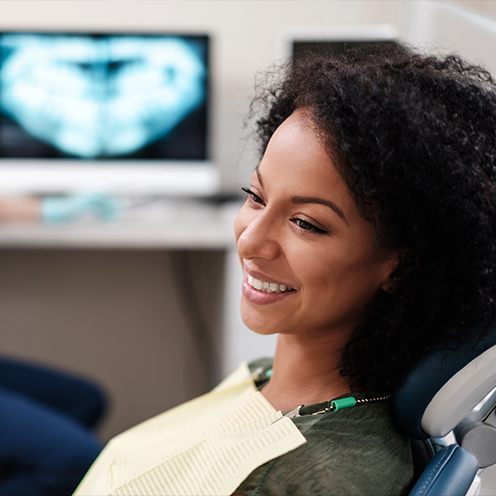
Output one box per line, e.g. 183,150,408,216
381,248,417,294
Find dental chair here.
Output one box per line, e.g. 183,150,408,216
393,322,496,496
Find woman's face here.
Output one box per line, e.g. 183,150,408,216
234,110,399,338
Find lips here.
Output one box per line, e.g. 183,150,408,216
242,267,296,305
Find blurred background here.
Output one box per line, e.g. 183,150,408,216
0,0,494,450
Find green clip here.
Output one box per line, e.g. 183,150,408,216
330,397,357,412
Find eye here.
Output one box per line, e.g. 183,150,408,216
290,217,328,234
241,187,265,205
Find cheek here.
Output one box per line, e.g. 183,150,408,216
288,245,334,294
299,247,376,298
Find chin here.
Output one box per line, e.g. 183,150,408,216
240,304,280,336
241,317,279,336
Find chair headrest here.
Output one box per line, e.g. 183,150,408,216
393,321,496,439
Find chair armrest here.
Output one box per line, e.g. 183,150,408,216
409,444,478,496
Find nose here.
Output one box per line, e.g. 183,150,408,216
235,206,281,262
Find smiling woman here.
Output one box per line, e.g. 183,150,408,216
73,44,496,496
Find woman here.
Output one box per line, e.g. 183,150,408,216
74,45,496,496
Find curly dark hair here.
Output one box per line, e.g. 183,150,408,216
250,44,496,393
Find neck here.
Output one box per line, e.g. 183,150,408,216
261,330,354,412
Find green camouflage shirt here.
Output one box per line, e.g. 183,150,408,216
235,360,414,496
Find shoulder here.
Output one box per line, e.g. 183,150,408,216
235,400,414,496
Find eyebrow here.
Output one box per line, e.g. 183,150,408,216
255,167,348,224
291,196,348,224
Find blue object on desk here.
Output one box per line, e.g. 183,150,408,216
41,193,123,225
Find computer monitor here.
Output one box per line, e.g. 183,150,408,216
277,24,399,63
0,31,218,196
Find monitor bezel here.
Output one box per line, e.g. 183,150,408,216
0,29,218,196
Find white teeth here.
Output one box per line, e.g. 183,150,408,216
247,275,293,294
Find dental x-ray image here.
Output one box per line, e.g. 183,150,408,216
0,33,209,160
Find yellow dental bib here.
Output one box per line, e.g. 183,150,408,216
73,362,306,496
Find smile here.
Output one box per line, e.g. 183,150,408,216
247,274,295,294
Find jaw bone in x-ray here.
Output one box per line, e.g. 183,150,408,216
0,35,206,158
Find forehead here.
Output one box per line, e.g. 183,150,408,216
256,111,354,207
261,110,327,170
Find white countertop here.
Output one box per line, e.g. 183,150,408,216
0,200,241,250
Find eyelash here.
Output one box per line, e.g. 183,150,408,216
290,218,328,234
241,187,264,205
241,187,328,234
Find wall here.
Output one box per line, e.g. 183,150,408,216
0,248,227,440
451,0,496,19
395,1,496,75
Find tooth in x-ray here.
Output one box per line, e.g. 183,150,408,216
0,34,206,157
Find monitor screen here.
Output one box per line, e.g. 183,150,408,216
0,32,209,161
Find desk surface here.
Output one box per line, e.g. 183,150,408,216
0,201,241,250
